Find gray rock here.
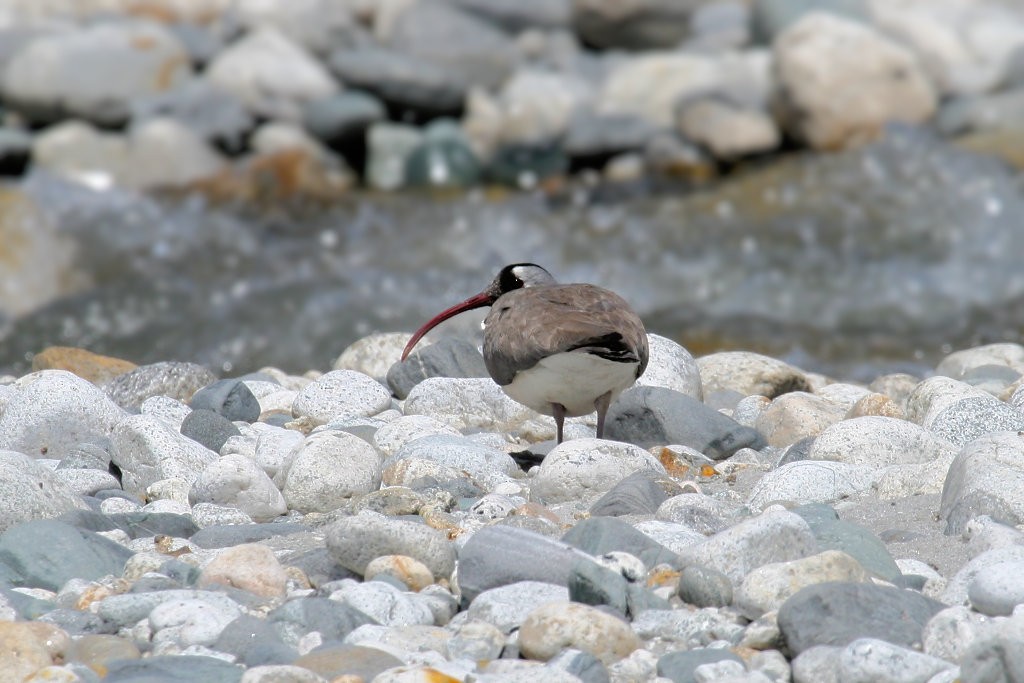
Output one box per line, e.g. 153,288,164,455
106,361,217,411
468,581,569,634
303,90,386,150
633,519,704,555
132,79,255,154
180,409,240,453
52,467,121,496
103,655,243,683
330,581,434,626
0,369,126,460
205,27,338,122
749,460,876,510
678,510,819,584
268,596,376,644
967,559,1024,616
452,0,571,31
657,648,746,683
0,451,90,533
458,525,599,602
563,110,662,162
697,351,811,398
1,21,193,126
791,645,841,683
573,0,696,50
590,470,684,517
327,47,464,116
110,413,219,496
677,564,734,608
233,0,363,55
548,648,610,683
214,614,297,667
0,519,133,591
387,1,518,93
791,504,901,582
405,125,483,189
940,431,1024,534
190,379,261,423
562,516,681,569
942,545,1024,607
567,555,629,616
778,582,946,656
387,338,489,399
935,343,1024,380
735,550,870,620
325,510,455,580
605,386,767,456
808,416,956,467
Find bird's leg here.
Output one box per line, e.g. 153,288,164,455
594,390,612,439
552,402,567,444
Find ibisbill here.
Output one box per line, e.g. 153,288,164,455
401,263,649,443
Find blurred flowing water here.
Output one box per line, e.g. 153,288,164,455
2,126,1023,381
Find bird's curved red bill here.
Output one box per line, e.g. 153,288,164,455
401,292,493,361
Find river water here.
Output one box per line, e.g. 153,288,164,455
2,126,1023,382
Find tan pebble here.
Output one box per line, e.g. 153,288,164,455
65,634,141,675
31,346,137,386
519,601,639,666
755,392,846,447
24,666,81,682
846,392,905,419
510,501,562,526
0,622,57,680
364,555,434,591
198,543,288,598
285,565,312,590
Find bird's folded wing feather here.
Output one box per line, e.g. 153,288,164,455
483,284,648,386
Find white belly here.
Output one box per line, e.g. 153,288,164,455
501,351,640,417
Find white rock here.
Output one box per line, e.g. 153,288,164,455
403,377,535,433
251,423,304,479
205,27,339,121
1,21,192,124
387,434,518,492
148,597,241,648
773,12,937,149
677,98,780,160
635,334,703,399
189,453,287,522
52,468,121,496
233,0,358,54
110,414,218,497
922,605,992,663
0,451,90,532
291,369,391,426
808,416,957,467
939,431,1024,536
905,376,993,426
140,395,192,431
633,520,705,554
735,550,870,619
531,438,666,505
837,638,955,683
330,581,434,626
372,415,460,457
677,510,819,584
936,343,1024,379
749,460,877,510
282,429,382,513
0,369,126,460
334,332,416,382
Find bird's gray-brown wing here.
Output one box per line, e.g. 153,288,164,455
482,284,649,386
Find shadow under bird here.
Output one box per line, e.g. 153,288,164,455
401,263,649,443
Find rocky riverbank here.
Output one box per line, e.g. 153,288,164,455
0,0,1021,197
1,337,1024,681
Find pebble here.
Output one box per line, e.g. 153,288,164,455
939,431,1024,534
189,453,286,522
386,434,518,492
677,510,819,584
105,362,218,411
748,460,877,509
197,544,288,599
0,519,133,591
290,370,391,425
386,338,489,399
190,379,261,423
697,352,811,398
735,550,870,619
110,413,219,496
0,451,90,532
334,332,418,383
531,438,665,504
325,510,456,581
755,391,847,447
605,387,767,456
837,637,956,683
281,430,383,513
519,601,639,666
30,346,136,386
330,581,434,626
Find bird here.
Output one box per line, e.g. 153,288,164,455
401,263,649,444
